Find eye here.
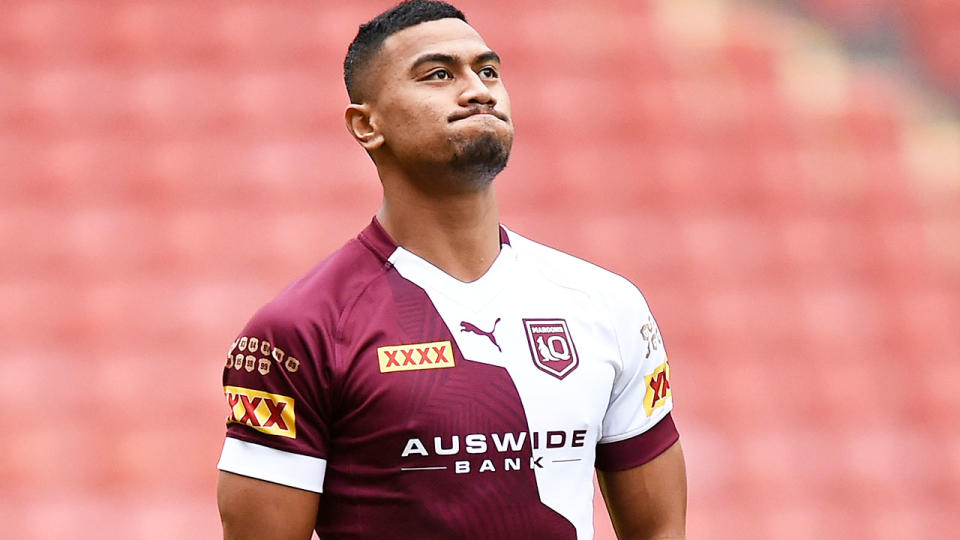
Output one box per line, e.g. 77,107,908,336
478,66,499,79
425,69,452,81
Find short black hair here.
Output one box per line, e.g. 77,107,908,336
344,0,467,103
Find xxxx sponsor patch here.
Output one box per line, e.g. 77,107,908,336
643,360,671,417
225,386,296,438
377,341,455,373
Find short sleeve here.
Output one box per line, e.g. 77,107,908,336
216,302,334,493
595,285,679,471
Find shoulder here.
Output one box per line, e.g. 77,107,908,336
506,227,646,308
244,235,391,342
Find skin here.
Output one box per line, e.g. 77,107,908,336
219,17,687,540
598,441,688,539
218,472,318,540
345,18,513,282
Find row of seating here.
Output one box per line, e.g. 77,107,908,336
798,0,960,95
2,0,957,538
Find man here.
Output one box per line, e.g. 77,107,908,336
216,1,686,539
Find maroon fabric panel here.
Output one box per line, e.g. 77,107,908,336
222,228,393,459
594,413,679,472
358,217,399,262
224,219,575,538
315,267,575,539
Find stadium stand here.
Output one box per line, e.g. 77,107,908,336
795,0,960,96
1,0,957,538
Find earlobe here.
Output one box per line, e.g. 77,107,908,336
345,104,384,151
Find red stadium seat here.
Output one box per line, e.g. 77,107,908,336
3,0,958,538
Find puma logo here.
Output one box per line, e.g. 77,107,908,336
460,318,502,352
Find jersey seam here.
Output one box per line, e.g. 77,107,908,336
597,408,669,444
332,261,394,370
510,234,645,435
224,431,326,460
511,235,628,376
388,246,513,313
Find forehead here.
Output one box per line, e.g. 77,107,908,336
380,18,491,68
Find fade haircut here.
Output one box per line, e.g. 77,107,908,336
344,0,467,103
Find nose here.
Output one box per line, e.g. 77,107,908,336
458,71,496,107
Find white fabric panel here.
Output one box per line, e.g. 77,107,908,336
388,229,656,540
218,437,327,493
597,282,674,443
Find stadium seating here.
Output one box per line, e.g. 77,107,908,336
2,0,957,538
797,0,960,96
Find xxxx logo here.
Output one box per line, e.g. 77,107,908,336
377,340,455,373
643,360,672,417
225,386,296,438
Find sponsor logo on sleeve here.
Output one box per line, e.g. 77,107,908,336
225,386,296,438
377,341,455,373
523,318,579,379
643,360,671,417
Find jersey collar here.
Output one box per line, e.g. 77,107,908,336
361,217,516,310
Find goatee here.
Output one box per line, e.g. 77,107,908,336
449,132,512,187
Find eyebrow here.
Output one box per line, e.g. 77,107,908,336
409,50,502,73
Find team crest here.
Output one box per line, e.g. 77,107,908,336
523,319,579,380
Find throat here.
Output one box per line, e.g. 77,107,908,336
376,197,503,283
399,229,502,283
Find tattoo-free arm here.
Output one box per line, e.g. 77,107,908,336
218,471,320,540
597,440,687,540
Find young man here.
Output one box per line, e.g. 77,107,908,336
216,2,686,539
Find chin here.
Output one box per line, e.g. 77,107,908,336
449,132,512,183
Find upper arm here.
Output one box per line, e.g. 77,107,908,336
595,283,685,537
599,282,673,451
216,304,335,537
597,440,687,540
218,471,319,540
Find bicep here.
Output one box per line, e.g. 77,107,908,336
597,440,687,540
218,471,320,540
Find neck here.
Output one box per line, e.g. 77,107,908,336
376,170,502,283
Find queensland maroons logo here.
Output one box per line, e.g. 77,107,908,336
523,318,579,379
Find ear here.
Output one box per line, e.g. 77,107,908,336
344,103,385,152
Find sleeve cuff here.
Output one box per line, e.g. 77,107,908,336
217,437,327,493
595,413,679,472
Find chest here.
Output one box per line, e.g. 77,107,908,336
335,280,623,454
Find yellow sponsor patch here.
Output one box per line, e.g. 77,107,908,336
377,340,455,373
225,386,296,438
643,360,671,417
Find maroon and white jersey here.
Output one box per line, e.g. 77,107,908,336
218,219,677,539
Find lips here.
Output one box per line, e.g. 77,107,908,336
448,107,508,123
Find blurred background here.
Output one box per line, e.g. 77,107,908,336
1,0,958,538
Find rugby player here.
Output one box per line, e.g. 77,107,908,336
217,1,687,538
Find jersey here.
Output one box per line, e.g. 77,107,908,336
217,218,678,540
